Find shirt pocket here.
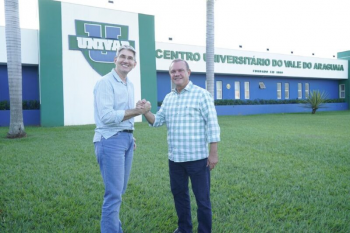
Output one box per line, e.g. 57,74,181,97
180,106,200,119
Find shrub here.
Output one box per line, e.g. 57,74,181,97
0,100,10,110
23,100,40,110
214,98,344,106
0,100,40,110
303,90,328,114
158,98,345,107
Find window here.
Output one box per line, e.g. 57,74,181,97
298,83,302,99
235,81,240,99
305,83,310,98
339,84,345,98
216,81,222,99
244,82,250,99
285,83,289,99
259,82,266,89
277,83,282,99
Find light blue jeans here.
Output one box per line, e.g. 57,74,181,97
94,132,134,233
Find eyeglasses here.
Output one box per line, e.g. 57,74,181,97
118,54,135,61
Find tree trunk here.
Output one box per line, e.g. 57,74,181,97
206,0,215,98
5,0,26,138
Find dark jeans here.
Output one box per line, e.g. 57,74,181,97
169,158,212,233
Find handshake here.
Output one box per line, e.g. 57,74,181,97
136,99,152,115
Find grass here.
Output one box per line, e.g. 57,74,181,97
1,111,350,232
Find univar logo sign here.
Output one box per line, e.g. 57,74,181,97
69,20,135,76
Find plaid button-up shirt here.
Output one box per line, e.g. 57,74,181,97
152,81,221,162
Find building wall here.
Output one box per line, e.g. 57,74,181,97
37,0,157,126
156,42,348,79
215,75,340,100
0,65,39,102
338,51,350,108
157,71,341,102
155,43,349,110
0,27,39,65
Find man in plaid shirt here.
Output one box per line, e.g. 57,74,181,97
141,59,220,233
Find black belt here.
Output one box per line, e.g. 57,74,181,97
121,129,133,133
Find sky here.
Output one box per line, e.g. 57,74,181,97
1,0,349,59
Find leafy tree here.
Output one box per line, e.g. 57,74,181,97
4,0,26,138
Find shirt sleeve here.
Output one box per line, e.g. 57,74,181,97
200,91,221,143
152,96,168,127
94,79,125,124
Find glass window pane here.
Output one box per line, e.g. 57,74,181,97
235,81,240,99
285,83,289,99
339,84,345,98
216,81,222,99
244,82,250,99
298,83,302,99
305,83,309,98
277,83,281,99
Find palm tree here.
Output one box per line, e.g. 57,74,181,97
4,0,26,138
206,0,215,97
304,90,328,114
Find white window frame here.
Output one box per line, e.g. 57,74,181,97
285,83,289,99
298,83,302,99
339,84,345,98
235,81,240,99
305,83,310,98
277,83,282,99
216,81,222,100
244,82,250,99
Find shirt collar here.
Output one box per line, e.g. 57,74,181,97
172,81,193,94
111,68,128,84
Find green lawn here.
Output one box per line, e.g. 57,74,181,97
1,111,350,232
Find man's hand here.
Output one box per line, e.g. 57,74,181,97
136,99,151,114
143,101,151,113
136,99,146,109
207,142,218,171
133,137,136,150
123,99,152,121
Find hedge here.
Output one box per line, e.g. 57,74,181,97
0,100,40,110
157,98,346,106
